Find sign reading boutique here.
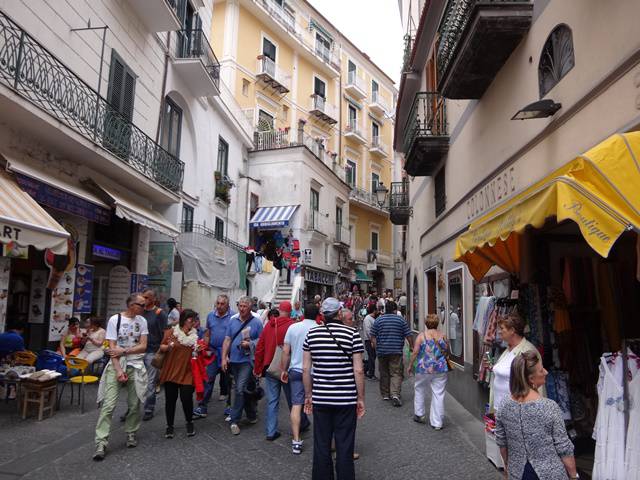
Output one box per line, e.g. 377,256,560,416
466,166,517,221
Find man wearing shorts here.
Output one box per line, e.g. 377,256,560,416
280,302,317,454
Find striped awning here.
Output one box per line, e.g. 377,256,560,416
0,169,69,254
250,205,299,229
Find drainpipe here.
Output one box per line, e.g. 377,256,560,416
155,32,172,144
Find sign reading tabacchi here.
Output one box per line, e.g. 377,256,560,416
466,166,517,221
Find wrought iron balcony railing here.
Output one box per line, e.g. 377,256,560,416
0,11,184,192
349,187,386,211
174,28,220,90
178,223,245,251
334,224,350,245
389,181,410,209
259,0,296,33
437,0,526,83
403,92,447,153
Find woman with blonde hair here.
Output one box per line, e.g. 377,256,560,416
495,351,578,480
408,313,449,429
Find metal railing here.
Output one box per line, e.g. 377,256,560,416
370,91,389,113
259,0,296,33
334,224,350,245
353,248,394,266
403,92,447,153
173,28,220,91
346,71,367,94
178,223,245,251
389,181,410,209
0,11,184,192
254,129,291,150
307,211,330,235
256,56,291,90
310,94,338,120
370,136,388,154
345,118,365,139
437,0,528,81
349,187,385,210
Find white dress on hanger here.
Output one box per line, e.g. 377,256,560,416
593,356,626,480
625,356,640,479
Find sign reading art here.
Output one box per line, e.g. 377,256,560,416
466,166,517,221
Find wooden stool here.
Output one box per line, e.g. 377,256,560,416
22,384,56,421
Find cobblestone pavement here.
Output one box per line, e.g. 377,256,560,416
0,376,502,480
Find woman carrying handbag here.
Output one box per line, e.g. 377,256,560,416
158,309,200,439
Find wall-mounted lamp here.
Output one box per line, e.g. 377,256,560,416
375,182,389,207
511,99,562,120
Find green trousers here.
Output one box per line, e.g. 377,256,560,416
94,366,141,447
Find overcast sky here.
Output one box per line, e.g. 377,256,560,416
307,0,404,86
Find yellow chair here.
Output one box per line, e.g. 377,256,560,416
59,356,99,413
13,350,37,366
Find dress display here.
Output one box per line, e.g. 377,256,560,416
625,369,640,479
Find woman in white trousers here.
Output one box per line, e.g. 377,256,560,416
408,314,450,429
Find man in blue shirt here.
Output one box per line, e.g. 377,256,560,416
0,321,26,360
193,294,235,418
221,296,263,435
370,300,414,407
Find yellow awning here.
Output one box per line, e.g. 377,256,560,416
455,132,640,281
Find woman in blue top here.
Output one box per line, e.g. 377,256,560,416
408,314,450,429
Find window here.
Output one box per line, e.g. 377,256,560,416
336,205,343,226
448,268,464,365
310,188,320,230
257,109,274,131
371,79,379,98
371,231,379,251
348,105,357,129
371,172,380,193
214,217,224,240
181,204,194,232
346,160,356,187
105,50,136,155
324,243,330,265
434,168,446,217
348,60,356,79
217,137,229,176
316,33,331,62
371,121,380,142
538,24,575,98
262,37,276,62
282,105,289,122
314,77,326,98
160,97,182,157
242,78,250,96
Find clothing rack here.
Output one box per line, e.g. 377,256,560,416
621,337,640,451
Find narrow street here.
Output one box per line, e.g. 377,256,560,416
0,378,501,480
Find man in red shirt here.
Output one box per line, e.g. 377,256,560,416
254,301,294,440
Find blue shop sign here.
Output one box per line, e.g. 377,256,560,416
15,173,111,225
92,244,122,261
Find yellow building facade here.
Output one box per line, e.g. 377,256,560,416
211,0,397,291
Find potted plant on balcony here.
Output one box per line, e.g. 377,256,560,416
214,171,231,204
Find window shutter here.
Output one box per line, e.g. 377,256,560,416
122,69,136,122
108,56,124,112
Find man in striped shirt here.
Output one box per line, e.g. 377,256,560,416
370,300,414,407
303,297,365,480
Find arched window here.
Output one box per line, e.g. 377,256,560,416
538,24,575,98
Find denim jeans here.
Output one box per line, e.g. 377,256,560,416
199,361,228,409
143,352,159,414
312,405,357,480
254,255,263,273
230,362,257,424
264,375,292,437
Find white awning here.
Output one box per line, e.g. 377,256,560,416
0,169,69,254
91,182,179,238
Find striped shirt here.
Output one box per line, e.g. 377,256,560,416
370,314,411,356
303,322,364,406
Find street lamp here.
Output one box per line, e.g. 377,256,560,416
511,99,562,120
375,181,389,207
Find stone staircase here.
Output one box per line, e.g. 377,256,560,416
273,277,293,306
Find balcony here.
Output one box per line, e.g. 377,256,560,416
256,56,291,94
389,181,411,225
369,91,389,117
214,171,234,205
179,223,246,251
307,211,330,238
344,120,367,145
172,29,220,97
353,248,393,268
345,72,367,100
258,0,296,33
403,92,448,177
333,224,350,247
437,0,533,99
309,94,338,125
349,187,387,216
368,136,388,158
127,0,182,32
0,11,183,193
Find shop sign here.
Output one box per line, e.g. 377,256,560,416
466,166,517,221
92,244,123,261
48,269,76,342
130,273,149,294
106,265,131,318
305,267,336,286
148,242,174,307
73,264,94,315
0,258,9,332
14,173,111,225
303,248,312,263
28,270,47,324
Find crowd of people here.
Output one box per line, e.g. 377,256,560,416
0,285,579,479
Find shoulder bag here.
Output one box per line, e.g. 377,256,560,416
266,321,285,379
151,327,170,369
323,324,353,361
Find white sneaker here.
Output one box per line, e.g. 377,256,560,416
292,440,303,455
230,423,240,435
